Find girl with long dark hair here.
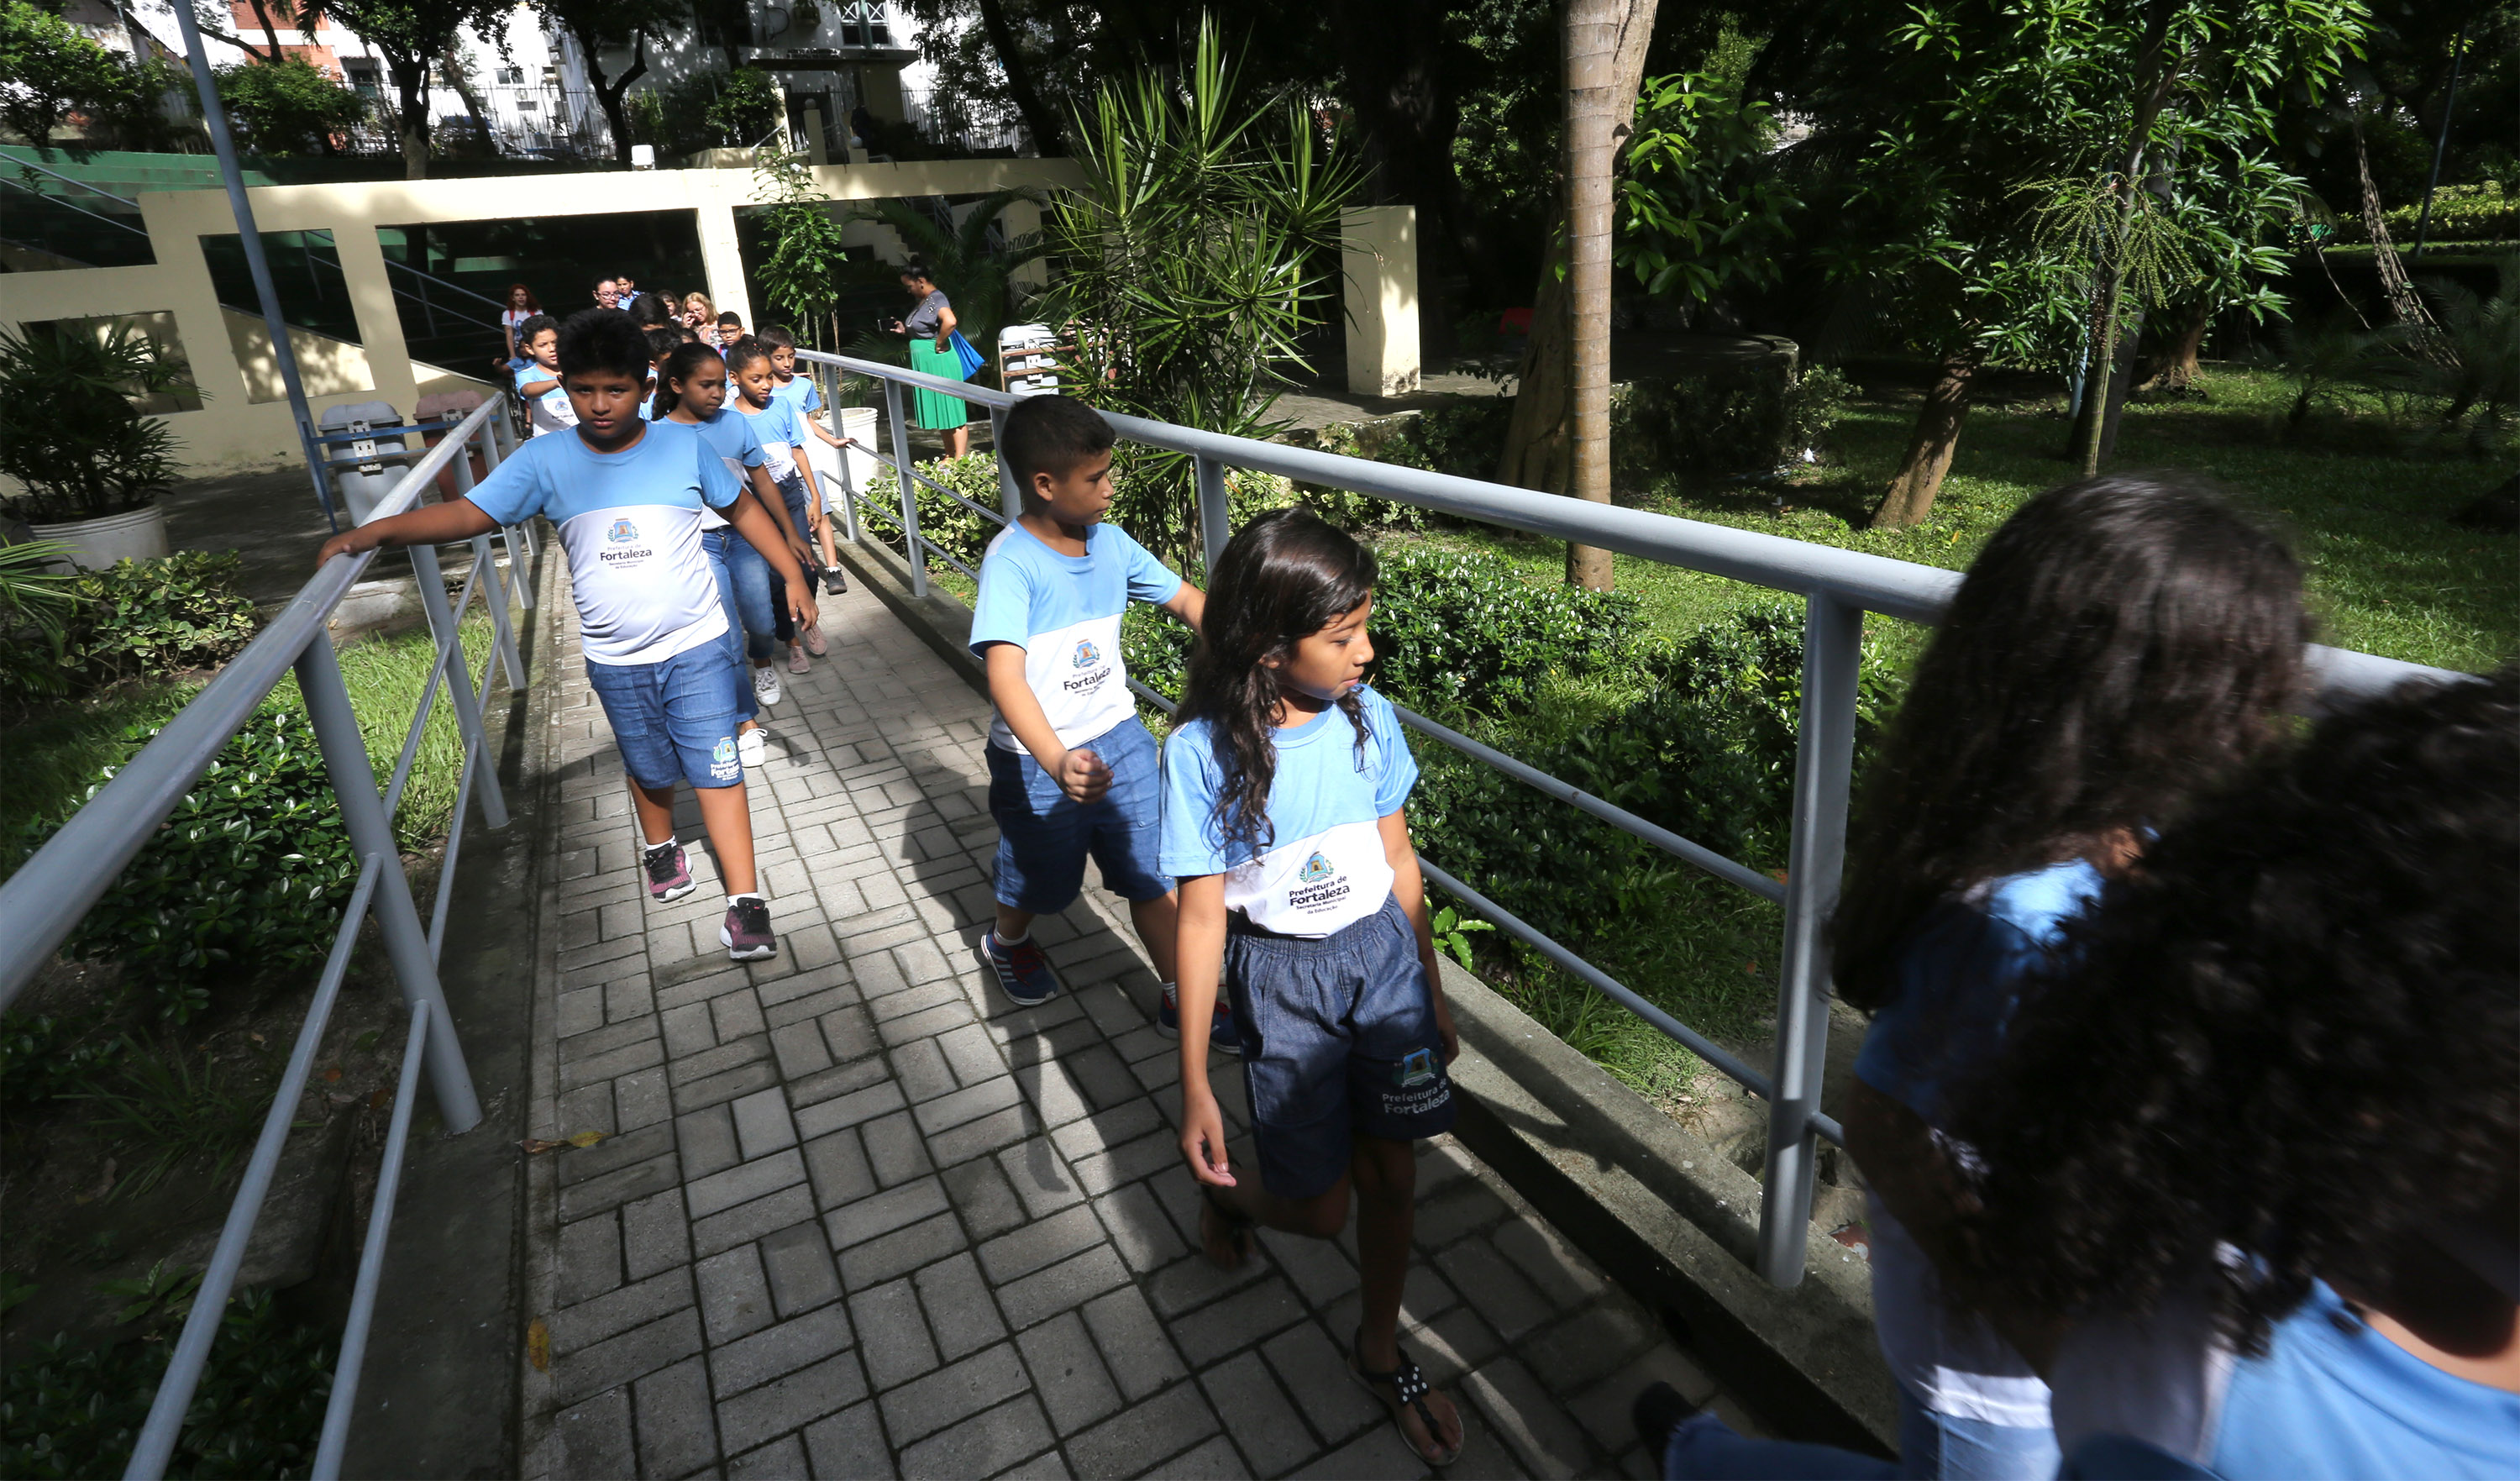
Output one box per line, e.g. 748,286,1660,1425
1158,507,1467,1468
1649,475,2308,1479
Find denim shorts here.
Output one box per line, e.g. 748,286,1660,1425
987,716,1168,911
700,529,759,718
1228,893,1457,1200
585,640,747,790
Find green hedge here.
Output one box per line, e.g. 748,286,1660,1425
0,553,256,703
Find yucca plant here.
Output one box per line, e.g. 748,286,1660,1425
0,321,196,523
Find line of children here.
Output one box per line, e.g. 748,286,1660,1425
723,337,828,678
321,308,817,961
755,324,855,585
968,396,1467,1466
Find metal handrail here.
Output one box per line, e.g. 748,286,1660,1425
0,395,530,1478
795,345,2463,1287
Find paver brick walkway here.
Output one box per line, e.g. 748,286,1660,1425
517,571,1756,1479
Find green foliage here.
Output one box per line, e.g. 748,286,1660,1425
858,451,1002,573
214,58,370,155
0,539,76,699
2336,181,2520,245
1428,904,1494,972
845,189,1045,362
1042,18,1364,568
0,1010,128,1111
1362,544,1643,717
633,67,781,155
73,1047,273,1198
2412,255,2520,450
66,553,259,688
0,1289,333,1479
1620,73,1798,305
751,148,856,350
29,706,357,1023
0,0,138,147
0,321,196,523
96,1261,202,1326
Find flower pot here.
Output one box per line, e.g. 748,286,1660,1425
30,504,170,570
837,406,881,498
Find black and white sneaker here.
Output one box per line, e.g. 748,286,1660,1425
722,895,778,960
644,839,694,902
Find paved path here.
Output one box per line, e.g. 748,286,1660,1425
516,572,1756,1479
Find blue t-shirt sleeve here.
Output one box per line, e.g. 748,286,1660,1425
1852,909,2045,1122
774,399,803,446
969,537,1036,654
1366,690,1420,815
1159,726,1232,879
799,378,822,413
466,443,549,525
695,435,739,509
732,417,767,469
512,365,547,393
1115,527,1183,606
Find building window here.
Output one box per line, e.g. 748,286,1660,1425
837,1,891,47
343,58,382,100
496,65,524,84
518,98,538,112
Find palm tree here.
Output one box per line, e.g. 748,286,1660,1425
848,190,1049,370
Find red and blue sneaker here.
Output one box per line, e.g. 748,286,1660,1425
1158,986,1242,1056
979,931,1062,1007
643,838,693,902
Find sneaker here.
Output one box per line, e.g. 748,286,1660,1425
1157,986,1242,1054
979,931,1061,1007
826,566,848,593
643,840,693,902
801,618,828,656
722,896,778,960
787,645,811,675
1632,1381,1701,1459
738,727,768,768
752,663,782,708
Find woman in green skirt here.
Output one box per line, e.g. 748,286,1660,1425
885,261,973,460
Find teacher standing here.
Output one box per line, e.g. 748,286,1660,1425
886,261,972,461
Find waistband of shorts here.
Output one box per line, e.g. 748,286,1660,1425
1226,893,1402,947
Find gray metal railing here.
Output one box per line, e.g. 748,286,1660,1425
0,397,533,1478
795,346,2461,1287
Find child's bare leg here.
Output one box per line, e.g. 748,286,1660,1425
1128,891,1179,985
994,905,1037,943
692,782,759,895
630,780,679,848
1350,1135,1463,1458
1204,1174,1349,1249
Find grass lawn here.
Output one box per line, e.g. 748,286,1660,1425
1407,363,2516,676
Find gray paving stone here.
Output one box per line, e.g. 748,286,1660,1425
836,1211,967,1291
769,1021,835,1079
1156,1434,1255,1480
1063,1382,1223,1479
913,1251,1006,1360
717,1351,869,1456
552,1266,696,1354
897,1394,1055,1481
1068,1128,1180,1198
1200,1350,1317,1477
554,1305,705,1406
824,1176,949,1250
800,1401,892,1481
998,1245,1132,1331
680,1104,743,1180
994,1137,1087,1221
710,1305,857,1398
911,1074,1024,1136
821,1004,882,1063
1433,1237,1556,1342
557,1152,684,1223
697,1243,778,1344
794,1080,908,1139
1168,1275,1309,1370
1048,1101,1164,1163
789,1054,890,1111
633,1353,721,1479
923,1102,1047,1166
933,1022,1005,1085
554,1384,636,1478
688,1148,809,1221
726,1431,809,1481
1261,1321,1382,1448
940,1156,1029,1242
694,1184,822,1260
621,1187,691,1280
1014,1310,1123,1436
876,1342,1031,1446
556,1212,624,1306
712,989,769,1044
1461,1354,1592,1479
1520,1298,1656,1397
1563,1344,1716,1457
1287,1419,1430,1480
664,1001,718,1060
676,1058,785,1115
759,1221,843,1317
848,1278,942,1391
555,1121,677,1189
802,1129,877,1211
975,1205,1105,1285
1257,1226,1361,1309
731,1086,801,1160
1412,1177,1511,1252
616,1067,671,1131
1491,1217,1608,1310
861,1109,935,1187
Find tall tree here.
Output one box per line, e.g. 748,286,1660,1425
0,0,139,147
303,0,510,177
192,0,292,64
533,0,686,166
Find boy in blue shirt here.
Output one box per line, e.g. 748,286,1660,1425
512,313,572,436
968,396,1209,1021
757,324,854,588
319,309,819,962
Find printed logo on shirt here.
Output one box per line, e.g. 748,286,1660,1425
1298,852,1336,885
1072,638,1100,669
1394,1048,1437,1088
607,518,638,543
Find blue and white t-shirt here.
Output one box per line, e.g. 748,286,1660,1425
732,395,805,486
969,521,1181,754
2050,1277,2520,1478
466,423,739,665
514,364,575,435
774,373,822,418
1160,685,1418,938
1853,859,2105,1430
674,408,767,532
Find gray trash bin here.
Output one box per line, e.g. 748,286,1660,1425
318,401,412,526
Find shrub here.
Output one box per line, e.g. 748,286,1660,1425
0,321,193,524
67,553,259,688
0,1011,128,1112
859,453,1001,574
1368,544,1643,715
26,706,356,1024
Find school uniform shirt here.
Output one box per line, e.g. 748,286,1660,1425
514,364,575,436
1853,859,2105,1431
675,408,767,532
2049,1277,2520,1478
774,373,822,418
1159,685,1418,938
731,395,805,486
466,422,739,665
968,520,1180,756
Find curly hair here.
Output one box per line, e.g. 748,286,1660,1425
1176,507,1375,856
1945,668,2519,1353
1830,475,2307,1011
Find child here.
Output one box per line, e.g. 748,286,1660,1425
512,312,572,436
1160,506,1462,1468
968,395,1205,1014
641,326,683,420
757,324,854,588
724,338,827,669
318,310,818,960
655,339,816,767
1949,669,2518,1480
716,310,744,352
1642,475,2308,1480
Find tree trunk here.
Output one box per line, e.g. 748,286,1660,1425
2093,308,2143,464
2136,300,2210,392
391,59,431,179
974,0,1067,156
1499,227,1572,495
246,0,285,63
1869,351,1979,528
1339,2,1464,356
584,28,649,166
442,61,496,155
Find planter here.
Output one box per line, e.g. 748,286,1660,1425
30,504,170,570
837,406,882,497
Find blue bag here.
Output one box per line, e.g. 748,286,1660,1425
948,329,985,381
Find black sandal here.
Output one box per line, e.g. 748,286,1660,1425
1197,1183,1254,1269
1349,1329,1462,1468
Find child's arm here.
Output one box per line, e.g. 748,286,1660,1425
727,492,819,631
1173,872,1235,1186
1157,583,1206,633
519,373,560,397
787,442,827,538
1380,808,1458,1063
981,643,1111,803
806,416,853,451
744,465,813,565
316,500,497,565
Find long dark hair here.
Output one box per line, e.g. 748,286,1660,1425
652,341,724,420
723,336,773,376
1176,507,1377,855
1947,669,2518,1352
1830,475,2307,1011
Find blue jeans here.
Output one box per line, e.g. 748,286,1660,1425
986,717,1167,912
582,643,746,791
1662,1386,2055,1480
700,530,758,722
711,528,780,664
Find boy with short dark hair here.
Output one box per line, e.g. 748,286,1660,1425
318,310,818,961
969,396,1211,1027
642,326,683,419
512,312,571,436
755,324,854,584
716,311,744,352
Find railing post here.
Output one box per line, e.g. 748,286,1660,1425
294,636,483,1134
449,432,526,694
1757,592,1863,1286
884,376,927,599
990,405,1024,522
407,542,511,829
1194,455,1231,575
